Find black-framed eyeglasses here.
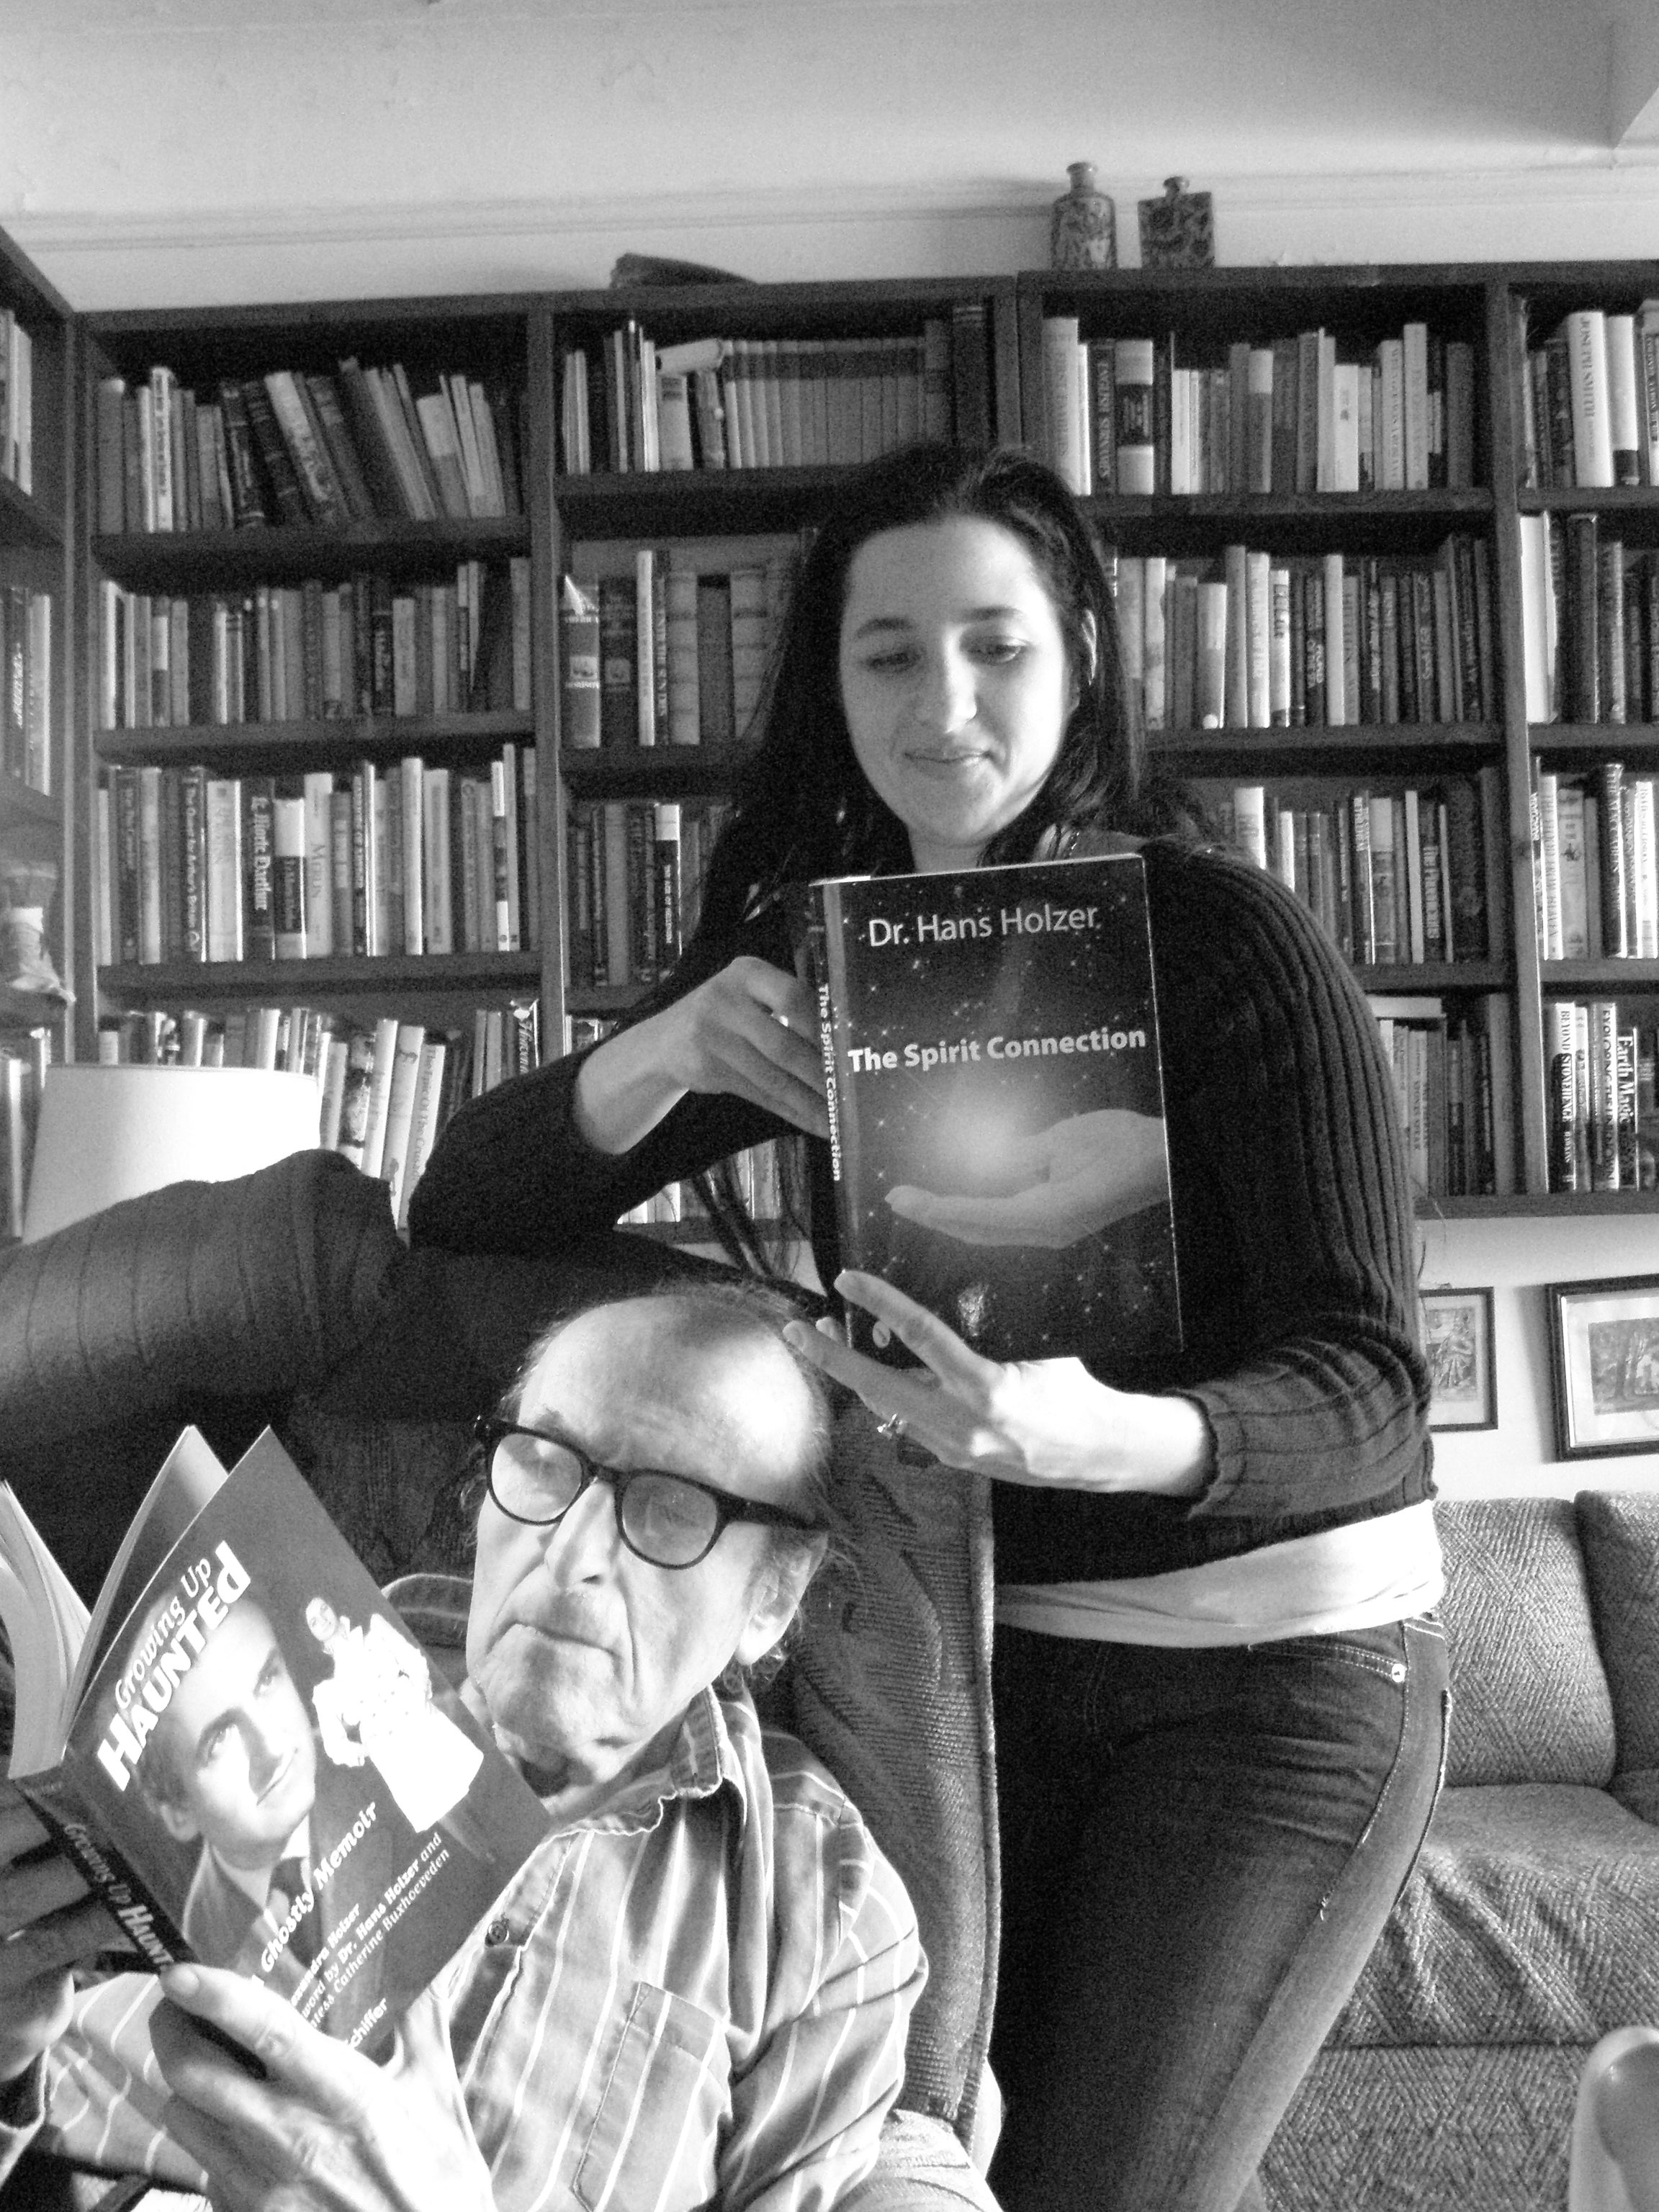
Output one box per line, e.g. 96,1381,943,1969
471,1416,824,1571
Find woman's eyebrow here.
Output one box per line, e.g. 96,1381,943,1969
848,603,1022,638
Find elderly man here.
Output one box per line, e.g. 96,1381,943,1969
0,1282,926,2211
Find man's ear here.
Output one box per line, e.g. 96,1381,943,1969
734,1534,830,1669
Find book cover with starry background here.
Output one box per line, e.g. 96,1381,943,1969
806,853,1182,1369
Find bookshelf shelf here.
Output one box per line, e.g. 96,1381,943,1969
1532,724,1659,757
558,745,749,800
100,949,542,997
552,468,878,541
94,709,535,773
92,516,531,592
1156,724,1502,766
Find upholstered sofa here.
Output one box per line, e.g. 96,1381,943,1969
0,1151,999,2207
1264,1489,1659,2212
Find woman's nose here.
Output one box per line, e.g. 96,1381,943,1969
914,648,975,732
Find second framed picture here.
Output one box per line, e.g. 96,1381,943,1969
1547,1274,1659,1461
1421,1287,1496,1431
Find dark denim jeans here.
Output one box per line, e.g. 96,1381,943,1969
987,1614,1450,2212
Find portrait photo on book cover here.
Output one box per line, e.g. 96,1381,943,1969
74,1445,547,2054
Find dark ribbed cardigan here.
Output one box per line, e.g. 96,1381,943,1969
410,840,1434,1583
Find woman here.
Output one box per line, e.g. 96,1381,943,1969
410,444,1449,2212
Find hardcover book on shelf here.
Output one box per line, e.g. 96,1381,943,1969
1,1426,548,2057
804,852,1182,1370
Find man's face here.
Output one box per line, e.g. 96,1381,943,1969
151,1603,318,1872
465,1299,822,1791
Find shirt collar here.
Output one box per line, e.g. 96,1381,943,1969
547,1684,755,1836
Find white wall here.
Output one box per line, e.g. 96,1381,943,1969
1422,1215,1659,1498
4,0,1658,1494
3,0,1658,305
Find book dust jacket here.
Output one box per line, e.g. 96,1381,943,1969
17,1431,549,2058
806,853,1182,1369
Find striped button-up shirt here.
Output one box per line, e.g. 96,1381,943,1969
3,1686,925,2211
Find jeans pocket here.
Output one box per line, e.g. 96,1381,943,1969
1264,1631,1408,1685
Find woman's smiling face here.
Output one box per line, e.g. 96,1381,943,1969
836,515,1081,874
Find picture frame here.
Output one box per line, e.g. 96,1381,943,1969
1547,1274,1659,1461
1421,1287,1497,1431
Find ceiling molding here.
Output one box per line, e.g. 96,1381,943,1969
12,159,1659,257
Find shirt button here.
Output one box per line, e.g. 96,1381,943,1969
485,1917,512,1946
1390,1661,1407,1683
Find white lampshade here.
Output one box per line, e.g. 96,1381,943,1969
22,1064,322,1243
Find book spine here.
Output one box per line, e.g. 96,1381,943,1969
15,1771,191,1970
271,791,307,959
805,883,852,1222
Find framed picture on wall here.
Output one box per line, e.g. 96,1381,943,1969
1547,1274,1659,1460
1421,1287,1496,1431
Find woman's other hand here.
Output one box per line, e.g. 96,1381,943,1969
783,1269,1211,1498
575,956,830,1152
886,1110,1170,1249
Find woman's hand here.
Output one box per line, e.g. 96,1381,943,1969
153,1967,493,2212
575,956,829,1153
886,1109,1170,1249
0,1786,127,2084
784,1269,1211,1498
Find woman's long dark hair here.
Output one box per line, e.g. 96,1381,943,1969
667,441,1197,1275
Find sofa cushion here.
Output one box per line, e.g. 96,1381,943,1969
1576,1490,1659,1777
1331,1782,1659,2046
1437,1498,1615,1787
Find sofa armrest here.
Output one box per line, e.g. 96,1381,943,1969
0,1151,402,1452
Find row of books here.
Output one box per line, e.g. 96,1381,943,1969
1113,535,1493,732
99,999,538,1233
96,747,539,968
557,309,992,475
0,308,32,494
1545,998,1659,1193
559,551,793,750
1204,769,1506,968
1366,994,1516,1198
96,559,531,732
565,799,726,992
1516,513,1659,725
94,359,525,535
1041,319,1475,498
1,584,51,793
1518,303,1659,491
1533,763,1659,961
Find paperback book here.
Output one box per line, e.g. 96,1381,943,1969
804,852,1182,1369
0,1427,549,2056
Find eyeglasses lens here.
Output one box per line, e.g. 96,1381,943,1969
492,1429,583,1521
619,1473,721,1568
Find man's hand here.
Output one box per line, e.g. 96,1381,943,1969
0,1786,126,2084
152,1964,494,2212
886,1110,1170,1249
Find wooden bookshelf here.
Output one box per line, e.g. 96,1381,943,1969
1016,258,1659,1208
